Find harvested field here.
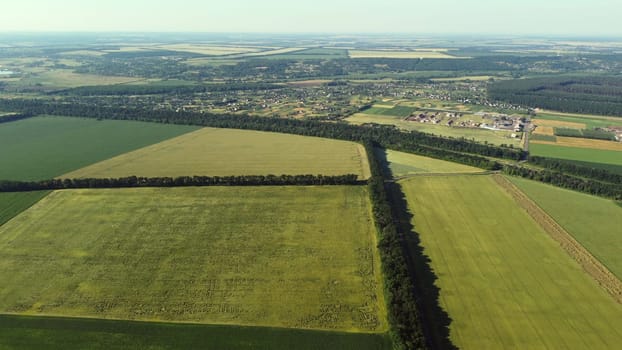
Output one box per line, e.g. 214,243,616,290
348,50,460,59
531,136,622,151
62,127,371,180
154,44,260,56
401,175,622,349
533,125,555,136
287,80,331,87
383,150,481,177
494,175,622,303
533,118,586,130
0,186,387,332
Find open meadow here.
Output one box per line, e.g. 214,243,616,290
62,127,371,179
509,177,622,280
348,50,460,59
0,116,198,181
381,150,481,177
530,136,622,151
0,186,387,332
400,175,622,349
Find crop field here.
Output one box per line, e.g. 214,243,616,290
531,136,622,151
267,48,349,60
62,127,371,179
400,175,622,349
535,112,622,129
361,105,415,117
0,186,387,332
0,191,49,226
529,143,622,167
0,116,198,181
154,44,262,56
348,50,460,59
509,177,622,280
533,118,586,130
382,150,481,177
430,75,494,82
232,47,307,58
16,70,138,88
0,315,391,350
346,114,521,147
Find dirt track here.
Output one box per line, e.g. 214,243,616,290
493,175,622,304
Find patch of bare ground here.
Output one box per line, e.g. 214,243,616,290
493,175,622,303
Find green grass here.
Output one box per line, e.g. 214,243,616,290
62,127,371,179
548,158,622,175
530,133,557,142
0,191,50,226
0,314,391,350
265,48,348,60
361,106,415,117
346,113,521,147
400,175,622,349
0,186,387,332
529,143,622,167
508,177,622,280
0,116,199,181
382,149,481,177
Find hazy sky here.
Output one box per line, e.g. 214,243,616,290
0,0,620,36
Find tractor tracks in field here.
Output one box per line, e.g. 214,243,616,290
493,174,622,304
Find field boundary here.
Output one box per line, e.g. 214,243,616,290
493,175,622,303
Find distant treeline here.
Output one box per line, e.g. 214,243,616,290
363,141,426,349
503,164,622,200
54,82,283,96
0,174,362,192
489,76,622,116
0,99,524,167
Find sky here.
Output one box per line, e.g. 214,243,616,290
0,0,620,36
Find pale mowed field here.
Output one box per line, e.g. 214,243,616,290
348,50,461,59
401,175,622,349
63,127,371,179
0,186,387,332
383,150,481,177
531,136,622,151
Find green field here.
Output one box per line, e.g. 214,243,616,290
0,315,391,350
0,116,198,181
62,127,370,179
509,177,622,280
361,106,416,117
382,149,481,177
0,191,50,226
529,143,622,167
401,175,622,349
0,186,387,332
347,113,521,146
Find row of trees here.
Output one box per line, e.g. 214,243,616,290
529,156,622,185
0,174,362,192
364,141,426,350
0,113,33,124
0,99,524,165
502,164,622,200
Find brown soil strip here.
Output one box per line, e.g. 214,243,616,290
493,175,622,303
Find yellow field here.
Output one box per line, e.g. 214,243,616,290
533,126,555,135
430,76,494,82
22,70,138,88
156,44,261,56
533,118,586,129
235,48,307,57
348,50,461,59
531,136,622,151
385,150,481,177
62,127,371,179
